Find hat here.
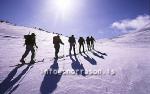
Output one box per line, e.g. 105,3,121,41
31,33,36,36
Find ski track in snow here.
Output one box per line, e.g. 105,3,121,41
0,22,150,94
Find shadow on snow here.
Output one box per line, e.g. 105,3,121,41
81,52,97,65
70,55,86,76
0,64,32,94
40,59,63,94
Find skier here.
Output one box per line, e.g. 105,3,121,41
86,36,91,51
90,36,95,50
78,37,85,53
20,33,38,63
53,35,64,59
68,35,76,55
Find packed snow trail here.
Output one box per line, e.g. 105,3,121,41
0,22,150,94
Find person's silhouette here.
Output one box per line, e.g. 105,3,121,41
86,36,91,51
20,33,38,63
78,37,85,53
53,35,64,59
90,36,95,50
68,35,76,55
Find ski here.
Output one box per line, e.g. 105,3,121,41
9,59,44,67
9,50,91,67
49,55,66,61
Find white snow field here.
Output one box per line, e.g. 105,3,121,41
0,22,150,94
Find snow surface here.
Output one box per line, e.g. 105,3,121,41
0,22,150,94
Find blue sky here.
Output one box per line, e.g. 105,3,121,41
0,0,149,39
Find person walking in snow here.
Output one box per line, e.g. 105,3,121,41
78,37,85,53
90,36,95,50
86,36,91,51
53,35,64,59
20,33,38,64
68,35,76,55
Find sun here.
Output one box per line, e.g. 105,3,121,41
56,0,72,12
54,0,74,16
43,0,76,21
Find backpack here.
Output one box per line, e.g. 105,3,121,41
69,37,75,43
53,36,60,44
24,35,34,45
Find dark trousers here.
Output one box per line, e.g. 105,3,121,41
21,45,35,61
54,44,60,58
87,43,90,51
69,44,76,54
91,43,94,49
79,44,85,53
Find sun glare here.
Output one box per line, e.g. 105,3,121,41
44,0,77,21
56,0,73,12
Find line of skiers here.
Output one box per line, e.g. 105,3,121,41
20,33,95,64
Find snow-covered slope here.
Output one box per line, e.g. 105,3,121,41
98,23,150,48
114,24,150,43
0,22,150,94
112,23,150,46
